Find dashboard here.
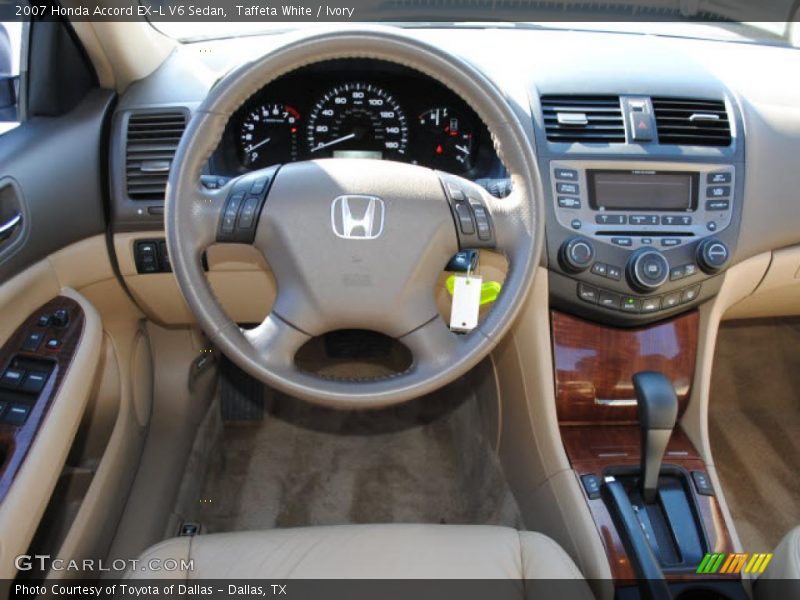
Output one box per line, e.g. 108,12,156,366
109,27,800,328
210,60,502,179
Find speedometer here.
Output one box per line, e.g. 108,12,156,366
306,83,408,160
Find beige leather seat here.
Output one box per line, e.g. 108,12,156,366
129,524,593,594
758,526,800,599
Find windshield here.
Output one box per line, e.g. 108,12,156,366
155,20,792,45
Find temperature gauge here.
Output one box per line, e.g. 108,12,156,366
416,107,474,173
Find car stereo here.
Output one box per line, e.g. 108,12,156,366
551,161,734,249
546,160,740,325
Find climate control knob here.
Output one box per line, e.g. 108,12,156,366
627,248,669,292
559,237,595,273
697,238,730,274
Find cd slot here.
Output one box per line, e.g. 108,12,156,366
595,231,695,238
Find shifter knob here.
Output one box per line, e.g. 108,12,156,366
633,371,679,503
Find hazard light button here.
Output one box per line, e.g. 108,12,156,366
630,112,654,142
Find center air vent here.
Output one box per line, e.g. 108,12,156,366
652,98,731,147
541,95,625,143
125,110,188,201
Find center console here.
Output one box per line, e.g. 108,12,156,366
547,160,742,326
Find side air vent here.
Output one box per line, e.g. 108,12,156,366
125,110,188,201
652,98,731,147
541,95,625,143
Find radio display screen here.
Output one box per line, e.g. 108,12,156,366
588,170,698,212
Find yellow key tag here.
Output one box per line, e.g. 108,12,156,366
450,275,482,332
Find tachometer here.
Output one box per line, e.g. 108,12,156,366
307,83,408,160
416,107,474,173
238,103,300,169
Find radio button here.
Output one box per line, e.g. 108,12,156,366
555,168,578,181
561,237,595,273
707,172,732,184
578,284,599,304
620,296,641,313
558,196,581,209
606,265,622,281
707,185,731,198
611,237,633,247
681,285,701,303
596,214,626,225
598,291,621,309
662,292,681,308
556,182,579,195
641,297,662,312
706,200,730,211
629,249,670,292
697,238,730,274
630,215,660,226
661,238,681,247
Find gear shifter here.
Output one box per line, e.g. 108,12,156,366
633,371,678,503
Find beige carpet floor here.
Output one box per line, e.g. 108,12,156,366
186,369,522,533
709,318,800,553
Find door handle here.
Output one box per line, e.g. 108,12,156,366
0,211,22,242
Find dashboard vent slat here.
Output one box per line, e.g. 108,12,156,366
653,97,731,147
541,95,624,144
125,110,188,201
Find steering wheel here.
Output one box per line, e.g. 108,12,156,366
166,27,543,409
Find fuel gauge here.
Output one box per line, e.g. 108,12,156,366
416,107,474,173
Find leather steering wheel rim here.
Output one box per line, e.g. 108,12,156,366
166,26,544,409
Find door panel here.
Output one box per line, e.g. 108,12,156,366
0,88,114,284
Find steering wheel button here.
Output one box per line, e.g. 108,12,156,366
250,177,268,195
222,194,244,233
238,197,260,229
447,183,465,202
454,202,475,234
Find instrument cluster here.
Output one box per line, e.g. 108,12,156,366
212,60,500,179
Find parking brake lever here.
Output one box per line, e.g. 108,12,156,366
633,371,679,504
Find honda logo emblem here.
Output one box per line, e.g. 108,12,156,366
330,195,385,240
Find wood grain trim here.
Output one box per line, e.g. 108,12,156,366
561,425,737,583
0,297,84,504
552,310,699,424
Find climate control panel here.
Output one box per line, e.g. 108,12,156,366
545,159,741,325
